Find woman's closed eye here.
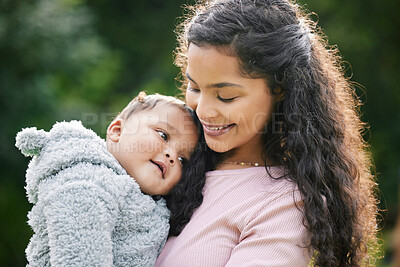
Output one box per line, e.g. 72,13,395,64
187,85,200,93
217,94,237,102
188,86,236,102
156,130,168,142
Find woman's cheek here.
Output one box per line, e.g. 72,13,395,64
185,90,198,110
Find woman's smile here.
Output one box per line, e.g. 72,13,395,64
200,120,236,136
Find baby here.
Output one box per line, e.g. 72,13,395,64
15,92,199,267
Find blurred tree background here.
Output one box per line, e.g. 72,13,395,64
0,0,398,265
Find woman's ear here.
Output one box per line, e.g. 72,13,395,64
107,118,124,142
276,92,284,102
274,86,284,102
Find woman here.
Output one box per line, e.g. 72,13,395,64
158,0,379,266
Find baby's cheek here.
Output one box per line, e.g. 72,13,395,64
170,168,182,187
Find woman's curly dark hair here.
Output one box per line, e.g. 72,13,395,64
172,0,379,266
165,111,221,236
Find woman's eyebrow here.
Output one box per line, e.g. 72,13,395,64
185,72,243,89
185,72,197,85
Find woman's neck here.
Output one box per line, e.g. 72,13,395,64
216,142,266,170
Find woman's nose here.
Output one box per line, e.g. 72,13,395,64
195,95,218,120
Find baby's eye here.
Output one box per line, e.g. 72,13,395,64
156,130,168,142
178,156,187,165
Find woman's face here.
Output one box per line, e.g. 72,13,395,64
186,44,276,160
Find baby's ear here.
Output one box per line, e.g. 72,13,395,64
107,119,123,143
15,127,49,157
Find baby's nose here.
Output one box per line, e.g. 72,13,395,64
165,152,175,165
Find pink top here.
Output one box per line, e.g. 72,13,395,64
156,167,312,267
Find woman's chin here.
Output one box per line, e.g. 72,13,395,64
205,138,231,153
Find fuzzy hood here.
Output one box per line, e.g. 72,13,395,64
16,120,125,203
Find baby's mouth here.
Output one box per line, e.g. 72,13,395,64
151,160,166,178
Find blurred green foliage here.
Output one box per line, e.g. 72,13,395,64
0,0,398,265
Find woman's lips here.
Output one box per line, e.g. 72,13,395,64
202,123,235,136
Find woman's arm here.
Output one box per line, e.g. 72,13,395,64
43,180,118,266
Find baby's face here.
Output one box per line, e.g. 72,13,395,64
107,103,199,195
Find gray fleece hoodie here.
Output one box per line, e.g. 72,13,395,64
16,120,170,267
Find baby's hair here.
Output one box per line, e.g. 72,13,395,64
115,91,193,122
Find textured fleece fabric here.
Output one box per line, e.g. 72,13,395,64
16,120,170,267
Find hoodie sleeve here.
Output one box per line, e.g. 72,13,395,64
42,180,118,266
